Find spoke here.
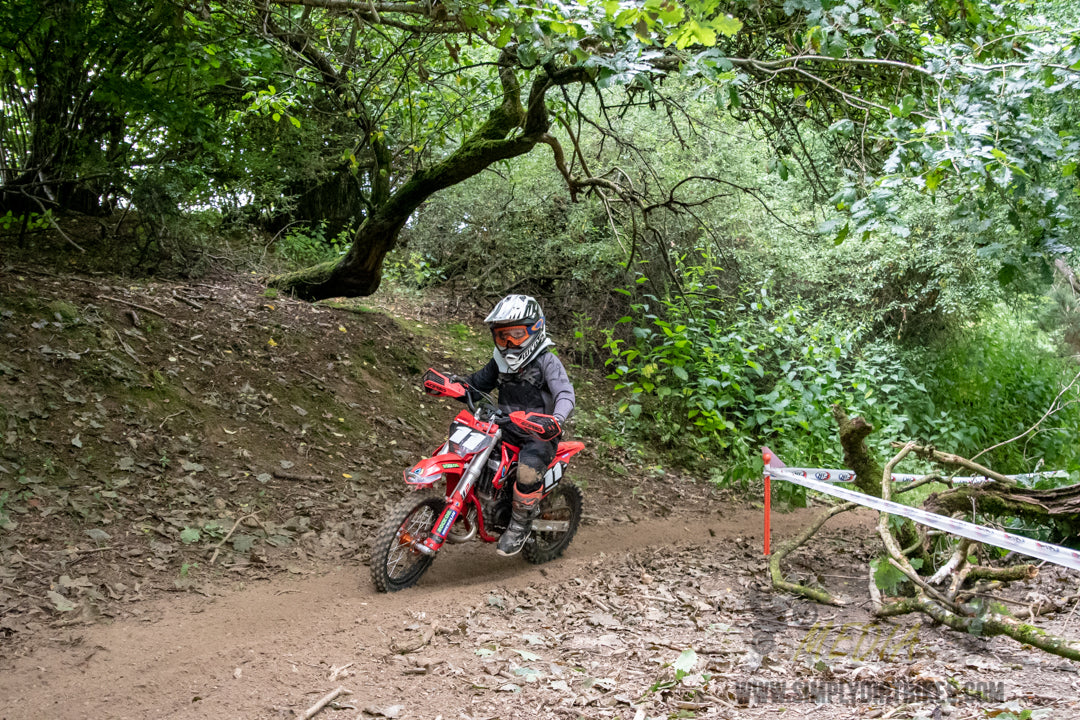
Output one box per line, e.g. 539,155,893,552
386,505,436,580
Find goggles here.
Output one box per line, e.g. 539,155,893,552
492,324,531,349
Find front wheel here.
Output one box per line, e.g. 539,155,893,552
370,489,446,592
522,483,583,565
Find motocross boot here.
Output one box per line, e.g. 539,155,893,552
497,468,543,557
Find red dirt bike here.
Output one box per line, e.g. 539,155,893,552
369,368,585,592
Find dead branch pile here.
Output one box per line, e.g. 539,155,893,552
769,406,1080,661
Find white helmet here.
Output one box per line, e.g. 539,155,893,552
485,294,553,372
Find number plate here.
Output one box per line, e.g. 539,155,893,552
449,423,493,455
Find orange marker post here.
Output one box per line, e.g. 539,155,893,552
762,449,772,555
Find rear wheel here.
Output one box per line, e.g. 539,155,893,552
522,483,583,565
370,489,445,592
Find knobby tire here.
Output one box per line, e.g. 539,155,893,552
522,482,583,565
370,488,446,592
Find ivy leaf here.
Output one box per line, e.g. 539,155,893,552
180,527,202,544
833,222,851,245
871,557,906,595
997,264,1019,286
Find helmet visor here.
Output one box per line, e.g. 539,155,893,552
492,324,531,350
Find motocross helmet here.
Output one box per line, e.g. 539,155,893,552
484,294,553,372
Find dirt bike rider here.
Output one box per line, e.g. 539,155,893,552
455,294,576,557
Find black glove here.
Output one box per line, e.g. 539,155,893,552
510,411,562,441
449,375,483,404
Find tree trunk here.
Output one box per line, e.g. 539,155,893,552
268,57,580,300
831,405,928,563
269,132,543,298
831,405,884,498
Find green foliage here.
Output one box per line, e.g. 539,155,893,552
0,211,51,232
602,240,1080,489
382,251,448,288
870,557,905,595
781,198,1000,344
831,21,1080,283
907,311,1080,472
275,223,351,268
871,556,923,594
672,648,698,680
604,267,922,476
646,647,702,695
399,151,626,296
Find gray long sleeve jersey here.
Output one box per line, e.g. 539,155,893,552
464,351,576,423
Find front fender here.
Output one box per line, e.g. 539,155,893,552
404,453,466,488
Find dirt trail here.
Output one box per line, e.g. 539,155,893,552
0,507,839,720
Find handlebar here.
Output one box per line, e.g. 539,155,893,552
421,368,558,439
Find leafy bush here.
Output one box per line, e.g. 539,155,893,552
907,310,1080,473
382,251,447,288
0,210,52,233
275,222,351,267
605,280,918,477
605,270,1080,489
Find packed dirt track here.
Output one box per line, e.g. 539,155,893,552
5,504,1080,720
1,511,771,720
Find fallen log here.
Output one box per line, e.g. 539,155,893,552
926,480,1080,524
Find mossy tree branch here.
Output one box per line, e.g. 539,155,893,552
832,406,929,565
879,595,1080,661
769,501,858,605
269,54,591,300
773,413,1079,662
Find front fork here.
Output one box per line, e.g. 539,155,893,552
416,429,501,555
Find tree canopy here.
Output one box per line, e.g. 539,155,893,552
1,1,1078,295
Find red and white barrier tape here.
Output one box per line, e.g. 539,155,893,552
762,450,1080,572
778,467,1067,486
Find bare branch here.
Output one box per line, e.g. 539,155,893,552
269,0,465,33
895,444,1018,487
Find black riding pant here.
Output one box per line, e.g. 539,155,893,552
504,429,557,493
